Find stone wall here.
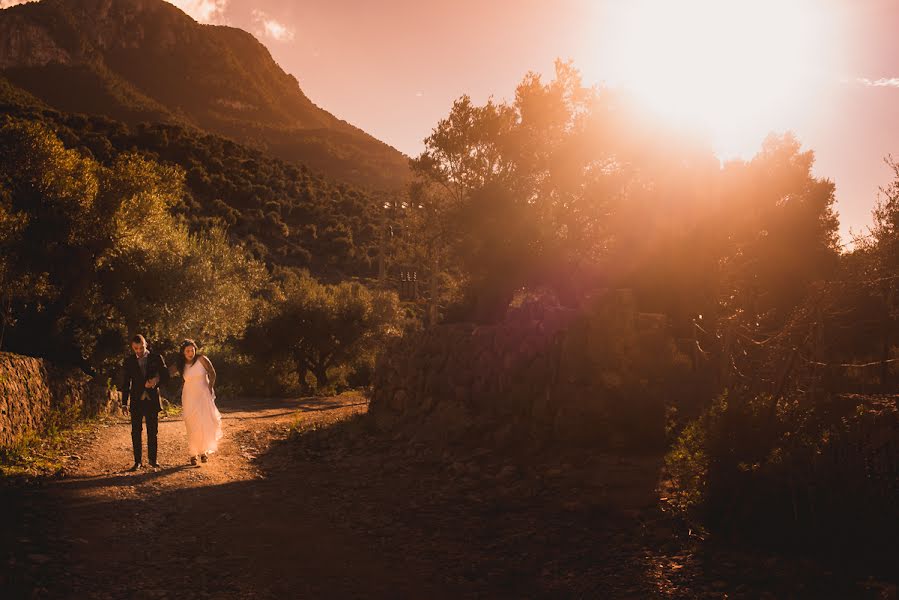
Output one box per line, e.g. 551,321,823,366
371,289,692,448
0,352,118,448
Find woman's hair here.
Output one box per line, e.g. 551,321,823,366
176,339,200,375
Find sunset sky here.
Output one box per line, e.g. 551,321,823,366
4,0,898,241
192,0,897,243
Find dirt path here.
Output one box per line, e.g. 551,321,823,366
3,397,893,599
4,396,447,599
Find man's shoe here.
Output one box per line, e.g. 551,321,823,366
149,461,161,468
190,456,198,466
128,463,142,472
200,454,208,463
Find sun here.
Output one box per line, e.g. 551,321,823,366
595,0,835,159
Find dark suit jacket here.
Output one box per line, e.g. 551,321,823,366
121,352,169,413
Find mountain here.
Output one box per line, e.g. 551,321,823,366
0,0,410,190
2,104,392,279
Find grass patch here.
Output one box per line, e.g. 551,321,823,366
161,399,182,418
0,406,105,479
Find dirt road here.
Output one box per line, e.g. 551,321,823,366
4,396,447,599
2,396,891,599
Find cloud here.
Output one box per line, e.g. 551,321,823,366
251,9,295,42
858,77,899,88
168,0,228,24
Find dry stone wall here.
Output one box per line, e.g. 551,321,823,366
371,290,692,448
0,352,118,448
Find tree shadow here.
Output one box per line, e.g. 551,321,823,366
8,441,456,599
255,413,674,598
8,403,886,599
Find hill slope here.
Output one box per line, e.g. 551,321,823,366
0,0,409,189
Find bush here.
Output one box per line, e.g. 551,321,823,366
665,391,898,549
240,271,402,395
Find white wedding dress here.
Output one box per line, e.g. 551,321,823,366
182,359,223,457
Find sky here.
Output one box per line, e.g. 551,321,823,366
2,0,897,241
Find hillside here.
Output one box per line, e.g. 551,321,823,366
0,103,392,279
0,0,410,189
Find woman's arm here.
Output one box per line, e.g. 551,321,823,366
199,355,217,390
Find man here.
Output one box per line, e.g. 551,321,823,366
121,334,169,470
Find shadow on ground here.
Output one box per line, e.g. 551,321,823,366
3,398,894,599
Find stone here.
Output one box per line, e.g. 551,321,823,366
0,352,116,448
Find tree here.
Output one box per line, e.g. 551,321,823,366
243,271,401,391
850,158,899,387
716,134,840,330
0,185,28,349
0,116,267,373
410,61,629,321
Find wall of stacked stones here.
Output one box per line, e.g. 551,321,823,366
371,290,691,446
0,352,118,448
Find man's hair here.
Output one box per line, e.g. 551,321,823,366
131,334,147,346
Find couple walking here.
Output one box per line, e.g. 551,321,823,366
121,335,223,470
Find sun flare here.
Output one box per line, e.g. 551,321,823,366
598,0,834,159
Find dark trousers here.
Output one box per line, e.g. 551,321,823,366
130,404,159,464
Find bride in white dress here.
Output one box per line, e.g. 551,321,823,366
175,339,223,466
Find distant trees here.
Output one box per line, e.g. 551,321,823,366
0,105,386,278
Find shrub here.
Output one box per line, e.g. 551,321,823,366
665,391,898,549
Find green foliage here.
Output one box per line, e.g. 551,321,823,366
0,105,391,278
0,403,98,479
242,271,401,394
0,116,266,373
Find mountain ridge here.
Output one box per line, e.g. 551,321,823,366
0,0,410,189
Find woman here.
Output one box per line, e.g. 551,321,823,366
174,339,222,466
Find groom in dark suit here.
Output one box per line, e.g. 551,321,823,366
121,334,169,470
